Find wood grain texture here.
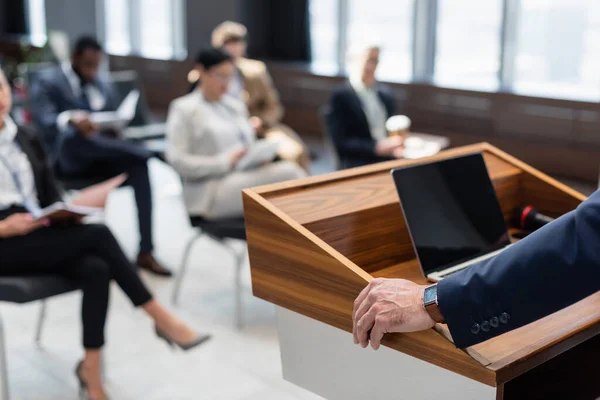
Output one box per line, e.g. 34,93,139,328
243,188,496,386
244,143,591,390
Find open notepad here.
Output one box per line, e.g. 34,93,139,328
89,90,140,130
31,202,103,222
31,174,127,222
235,140,279,171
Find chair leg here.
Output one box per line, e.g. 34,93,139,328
0,313,10,400
224,242,246,330
35,300,47,347
172,232,203,306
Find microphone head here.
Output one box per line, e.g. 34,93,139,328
515,206,554,231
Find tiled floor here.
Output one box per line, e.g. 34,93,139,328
0,158,327,400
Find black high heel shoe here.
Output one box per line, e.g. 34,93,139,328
75,360,109,400
155,326,212,351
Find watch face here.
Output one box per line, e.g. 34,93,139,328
423,285,437,305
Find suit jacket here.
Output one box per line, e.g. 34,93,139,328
0,127,62,221
438,190,600,348
328,83,396,169
166,91,251,216
237,58,284,127
29,66,120,160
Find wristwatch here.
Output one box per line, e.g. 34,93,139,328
423,284,445,324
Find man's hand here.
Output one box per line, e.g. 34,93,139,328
392,145,405,159
352,278,435,350
375,136,404,156
0,213,50,238
69,115,98,138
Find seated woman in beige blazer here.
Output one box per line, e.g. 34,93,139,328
167,48,306,220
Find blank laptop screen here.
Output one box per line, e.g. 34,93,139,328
392,153,510,275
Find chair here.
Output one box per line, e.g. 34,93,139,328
0,276,79,400
171,217,247,330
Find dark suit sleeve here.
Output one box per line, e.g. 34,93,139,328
328,91,378,159
438,190,600,348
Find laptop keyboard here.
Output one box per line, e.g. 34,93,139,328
431,245,512,281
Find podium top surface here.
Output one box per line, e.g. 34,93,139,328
243,143,594,386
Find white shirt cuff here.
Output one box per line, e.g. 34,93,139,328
57,111,74,132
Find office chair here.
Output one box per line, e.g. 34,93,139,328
171,216,247,330
0,275,79,400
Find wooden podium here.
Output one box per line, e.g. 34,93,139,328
243,143,599,400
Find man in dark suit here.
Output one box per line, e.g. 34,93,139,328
352,190,600,349
29,36,172,276
327,45,404,169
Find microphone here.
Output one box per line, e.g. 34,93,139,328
515,206,555,231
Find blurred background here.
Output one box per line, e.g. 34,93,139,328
1,0,599,182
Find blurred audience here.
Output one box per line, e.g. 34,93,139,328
167,48,305,220
29,36,171,276
0,68,209,400
191,21,309,172
327,44,404,168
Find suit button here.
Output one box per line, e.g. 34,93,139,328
500,312,511,324
490,317,500,328
471,323,481,335
481,321,491,332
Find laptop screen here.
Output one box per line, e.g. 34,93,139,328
391,153,510,275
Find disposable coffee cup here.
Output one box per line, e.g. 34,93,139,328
386,115,411,138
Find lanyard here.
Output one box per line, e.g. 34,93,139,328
0,149,41,216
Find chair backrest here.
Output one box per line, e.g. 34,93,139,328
109,70,152,127
0,275,78,304
319,105,341,171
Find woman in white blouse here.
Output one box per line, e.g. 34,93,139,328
166,48,306,219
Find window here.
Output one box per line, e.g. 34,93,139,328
309,0,339,74
513,0,600,100
103,0,186,60
140,0,175,58
435,0,503,91
308,0,600,102
347,0,413,82
27,0,47,47
104,0,131,55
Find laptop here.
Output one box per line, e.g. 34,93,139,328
391,153,511,282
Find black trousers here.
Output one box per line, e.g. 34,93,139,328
58,134,155,254
0,211,153,349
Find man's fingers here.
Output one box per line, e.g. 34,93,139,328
353,282,373,343
370,317,387,350
353,291,376,344
356,306,379,348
